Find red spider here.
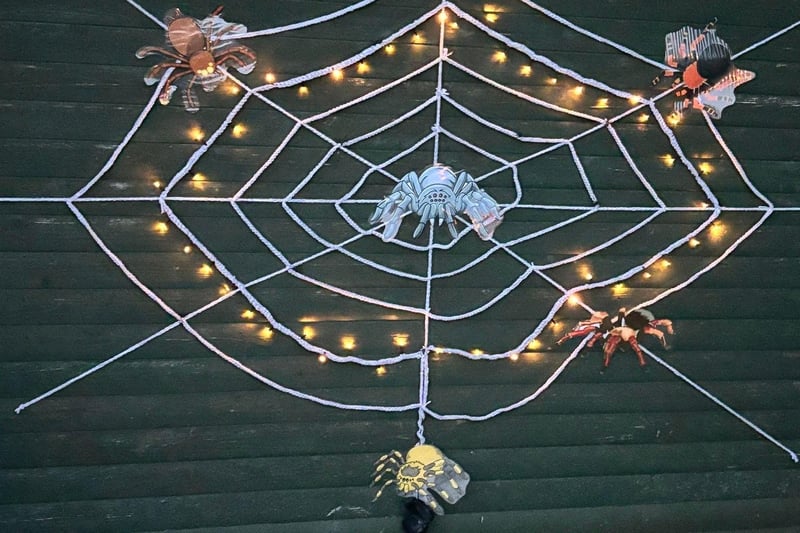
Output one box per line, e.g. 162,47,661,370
557,308,674,368
136,6,256,112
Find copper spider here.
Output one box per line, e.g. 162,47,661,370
136,6,256,112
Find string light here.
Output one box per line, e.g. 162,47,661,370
411,32,424,44
384,44,396,55
264,72,276,84
182,245,192,254
660,154,675,168
698,162,713,175
317,354,328,364
356,61,370,74
593,97,609,109
519,65,532,77
483,4,501,23
492,50,507,63
470,348,484,355
628,94,642,105
509,352,519,362
225,83,240,96
570,86,584,97
341,335,356,350
375,366,388,376
637,113,649,123
152,221,168,235
611,283,629,297
547,77,557,85
191,172,207,191
437,9,448,23
259,327,274,341
152,180,162,189
667,113,681,127
218,284,231,296
302,325,316,340
330,68,344,81
392,333,409,348
232,124,247,138
188,126,205,142
689,238,701,248
567,294,581,306
527,339,542,350
642,271,652,279
709,221,727,242
448,21,459,32
298,86,309,97
197,264,214,278
241,309,256,320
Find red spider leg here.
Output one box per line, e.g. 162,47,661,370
136,46,186,63
585,330,605,348
603,335,621,368
556,325,596,345
651,319,674,335
641,325,666,347
627,336,647,366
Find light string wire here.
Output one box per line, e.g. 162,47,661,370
9,0,798,462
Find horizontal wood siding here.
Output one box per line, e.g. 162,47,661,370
1,0,798,531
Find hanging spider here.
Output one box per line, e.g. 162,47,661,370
652,20,754,118
372,444,470,517
136,6,256,112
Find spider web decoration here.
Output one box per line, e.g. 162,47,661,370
9,0,800,472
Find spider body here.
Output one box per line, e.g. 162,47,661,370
372,444,470,515
136,6,256,112
369,165,502,242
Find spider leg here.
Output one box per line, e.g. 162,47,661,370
372,479,395,501
216,48,257,74
641,325,666,347
413,203,433,238
443,204,458,239
603,334,621,368
181,76,201,112
158,70,193,104
136,46,185,62
144,62,188,85
627,336,647,366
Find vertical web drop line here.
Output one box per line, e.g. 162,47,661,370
416,223,436,444
432,5,447,165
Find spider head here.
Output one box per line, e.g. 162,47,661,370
190,51,217,77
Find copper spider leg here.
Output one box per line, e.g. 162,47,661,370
144,62,190,85
159,69,193,103
216,51,255,71
136,46,185,62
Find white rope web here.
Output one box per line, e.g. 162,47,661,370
7,0,799,464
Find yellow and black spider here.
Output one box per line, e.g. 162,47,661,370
371,444,470,515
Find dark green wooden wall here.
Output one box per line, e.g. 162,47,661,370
1,1,798,531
